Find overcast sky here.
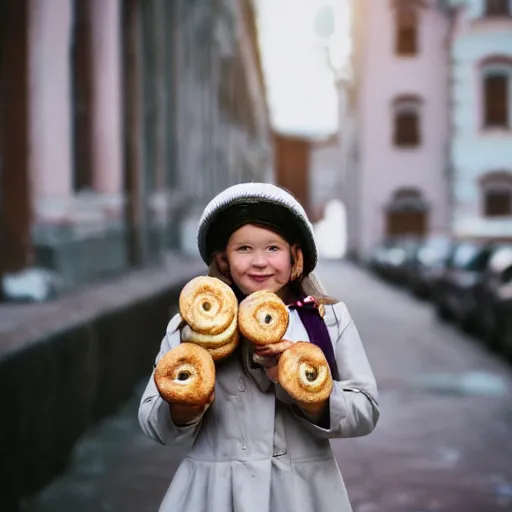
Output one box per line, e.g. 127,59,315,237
254,0,351,138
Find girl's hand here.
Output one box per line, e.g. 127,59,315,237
298,400,327,416
264,365,279,383
254,339,293,383
169,391,215,426
297,400,329,425
253,339,294,358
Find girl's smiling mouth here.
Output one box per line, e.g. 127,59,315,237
248,274,272,282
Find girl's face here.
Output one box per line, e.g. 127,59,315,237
221,224,293,296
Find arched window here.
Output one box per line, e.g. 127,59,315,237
385,187,428,237
484,0,511,17
392,95,422,147
480,56,512,129
479,171,512,217
390,188,427,208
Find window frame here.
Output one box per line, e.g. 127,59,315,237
479,171,512,218
479,57,512,130
391,95,423,148
394,6,419,57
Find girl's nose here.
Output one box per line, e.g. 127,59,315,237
251,252,267,267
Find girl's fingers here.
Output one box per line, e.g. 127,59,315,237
264,365,279,383
255,340,292,353
255,340,294,356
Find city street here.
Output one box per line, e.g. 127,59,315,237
25,261,512,512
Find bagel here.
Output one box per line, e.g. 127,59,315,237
181,314,237,349
179,276,237,335
207,330,239,361
238,290,289,346
154,343,215,406
278,342,333,404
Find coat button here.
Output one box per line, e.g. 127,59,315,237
242,443,247,450
238,375,246,392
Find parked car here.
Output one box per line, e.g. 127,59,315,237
368,237,422,284
368,238,397,277
432,240,494,330
500,284,512,361
407,235,454,298
477,244,512,349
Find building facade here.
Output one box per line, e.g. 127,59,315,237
443,0,512,240
0,0,271,299
341,0,451,260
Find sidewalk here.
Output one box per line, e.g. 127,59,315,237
0,253,205,357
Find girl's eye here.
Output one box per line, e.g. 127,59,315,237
268,245,280,252
237,246,250,252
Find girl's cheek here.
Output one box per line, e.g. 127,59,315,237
274,254,292,272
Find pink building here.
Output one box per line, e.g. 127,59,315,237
341,0,451,260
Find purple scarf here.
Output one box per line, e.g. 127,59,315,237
288,296,338,380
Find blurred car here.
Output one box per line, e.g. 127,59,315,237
368,237,422,284
407,235,454,298
368,238,397,276
476,243,512,349
500,282,512,361
432,240,494,330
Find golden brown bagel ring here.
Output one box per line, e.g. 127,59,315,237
207,330,239,361
278,342,333,404
238,290,289,346
180,314,237,349
179,276,237,335
154,343,215,406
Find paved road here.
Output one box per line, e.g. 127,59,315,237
24,261,512,512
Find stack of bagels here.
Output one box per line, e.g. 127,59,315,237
154,276,333,408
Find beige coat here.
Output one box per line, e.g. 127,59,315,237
139,302,379,512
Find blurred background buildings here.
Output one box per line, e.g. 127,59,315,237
0,0,272,299
342,0,512,261
0,0,511,297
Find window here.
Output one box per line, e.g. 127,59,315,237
452,243,493,272
392,95,422,147
485,190,511,216
479,56,512,129
483,73,508,127
395,7,418,56
484,0,511,16
480,171,512,217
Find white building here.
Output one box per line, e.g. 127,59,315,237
443,0,512,239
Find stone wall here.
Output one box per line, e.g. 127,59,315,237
0,259,203,510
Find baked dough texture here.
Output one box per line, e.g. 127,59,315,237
238,290,289,346
278,342,333,404
179,276,239,360
154,342,216,406
179,276,237,335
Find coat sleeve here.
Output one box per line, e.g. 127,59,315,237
138,313,206,447
291,302,380,439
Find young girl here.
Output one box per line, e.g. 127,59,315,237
139,183,379,512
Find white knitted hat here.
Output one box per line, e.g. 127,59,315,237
197,183,318,274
